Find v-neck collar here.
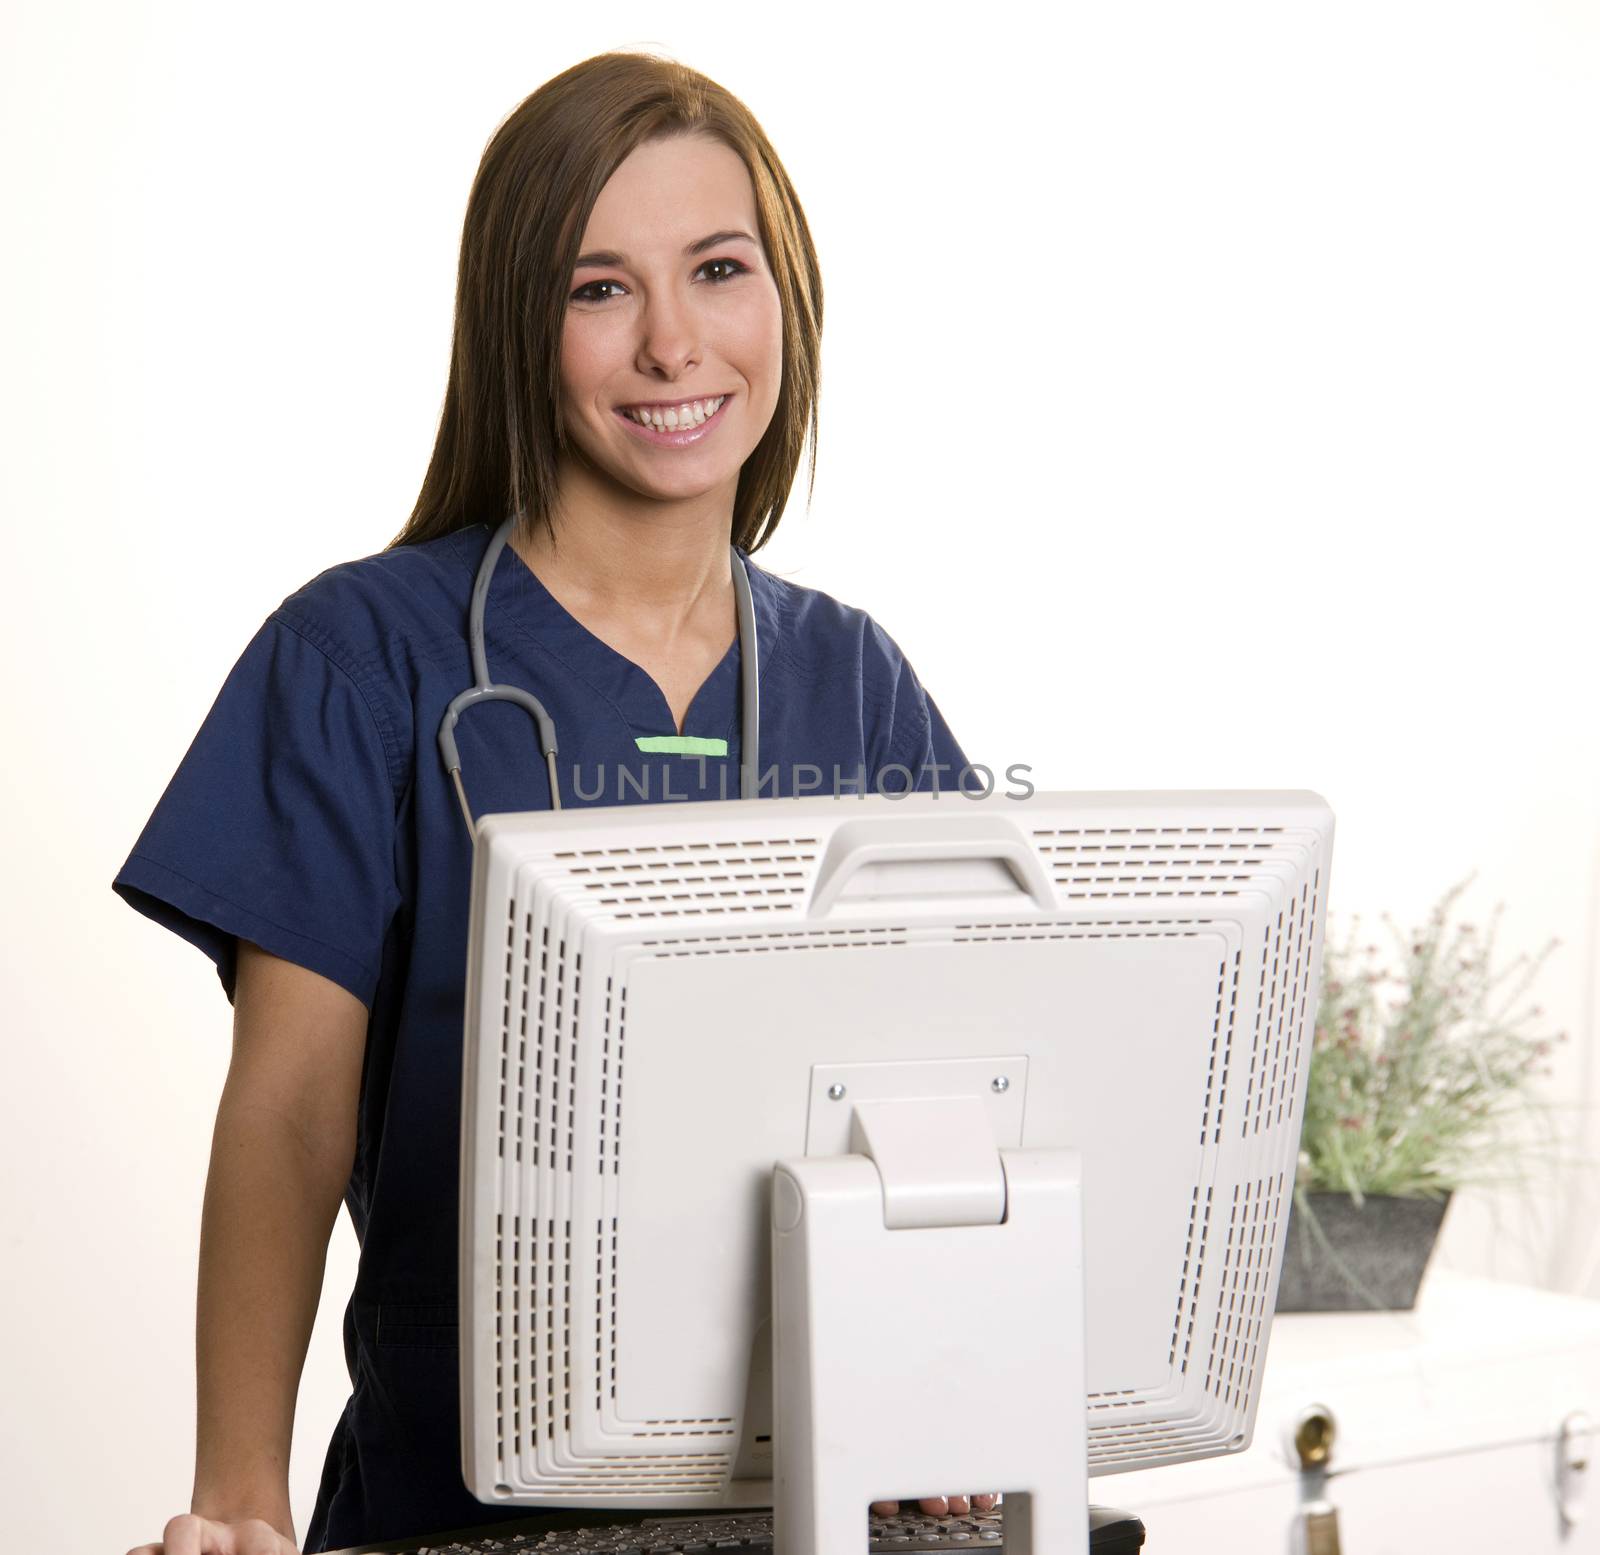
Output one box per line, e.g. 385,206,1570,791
451,522,772,746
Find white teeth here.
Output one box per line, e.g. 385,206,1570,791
626,395,724,429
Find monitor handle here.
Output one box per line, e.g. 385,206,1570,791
772,1106,1090,1554
808,815,1057,916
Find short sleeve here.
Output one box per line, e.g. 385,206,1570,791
112,612,402,1011
876,646,976,797
907,689,974,794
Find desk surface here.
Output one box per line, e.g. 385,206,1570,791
1266,1268,1600,1367
1101,1270,1600,1504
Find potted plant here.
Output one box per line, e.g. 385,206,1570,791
1276,874,1567,1312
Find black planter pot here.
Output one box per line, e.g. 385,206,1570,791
1274,1190,1454,1313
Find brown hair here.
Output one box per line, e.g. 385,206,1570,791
388,51,823,556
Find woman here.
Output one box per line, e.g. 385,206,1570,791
118,51,986,1555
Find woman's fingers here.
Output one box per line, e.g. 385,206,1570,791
870,1493,1003,1518
235,1520,295,1555
161,1514,220,1555
141,1514,299,1555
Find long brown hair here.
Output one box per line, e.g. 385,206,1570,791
389,51,823,556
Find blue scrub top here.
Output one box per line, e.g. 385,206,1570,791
112,521,972,1551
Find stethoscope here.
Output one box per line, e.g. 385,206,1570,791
438,514,762,835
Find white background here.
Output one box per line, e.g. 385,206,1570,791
2,2,1598,1550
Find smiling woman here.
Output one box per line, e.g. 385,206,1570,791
397,52,820,559
503,129,790,737
113,48,981,1555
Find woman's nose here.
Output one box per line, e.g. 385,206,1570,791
634,288,701,379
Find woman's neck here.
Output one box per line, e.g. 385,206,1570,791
510,463,739,643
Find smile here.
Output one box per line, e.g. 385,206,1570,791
613,394,730,446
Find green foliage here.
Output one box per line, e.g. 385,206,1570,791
1299,874,1567,1205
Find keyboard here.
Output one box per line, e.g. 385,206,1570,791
329,1502,1146,1553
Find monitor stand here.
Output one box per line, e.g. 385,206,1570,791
772,1094,1090,1555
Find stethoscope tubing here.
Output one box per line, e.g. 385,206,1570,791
438,514,760,835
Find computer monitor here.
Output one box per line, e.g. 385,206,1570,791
457,789,1334,1555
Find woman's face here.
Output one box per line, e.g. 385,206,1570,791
558,132,784,512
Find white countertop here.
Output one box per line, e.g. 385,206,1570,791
1096,1271,1600,1505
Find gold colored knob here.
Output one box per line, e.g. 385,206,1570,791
1292,1404,1337,1469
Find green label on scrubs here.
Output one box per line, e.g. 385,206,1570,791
634,735,729,757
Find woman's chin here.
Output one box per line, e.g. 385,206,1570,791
617,462,744,508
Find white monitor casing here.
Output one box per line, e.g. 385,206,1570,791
457,789,1334,1545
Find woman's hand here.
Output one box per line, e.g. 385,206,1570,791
126,1513,299,1555
870,1493,1001,1518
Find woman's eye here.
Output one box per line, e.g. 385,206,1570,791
571,279,624,304
569,258,749,306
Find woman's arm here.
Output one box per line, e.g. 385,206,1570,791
188,941,367,1539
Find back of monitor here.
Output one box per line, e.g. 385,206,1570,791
457,789,1333,1505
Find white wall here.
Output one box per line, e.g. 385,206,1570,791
2,2,1597,1550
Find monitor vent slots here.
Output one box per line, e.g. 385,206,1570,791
551,837,821,919
1205,1175,1284,1413
1078,867,1318,1467
1025,875,1319,1467
1030,824,1301,899
494,883,735,1494
1242,873,1320,1139
1089,1175,1287,1467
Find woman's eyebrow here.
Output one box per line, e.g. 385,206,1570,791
574,229,759,269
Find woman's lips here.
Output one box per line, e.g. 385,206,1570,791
613,395,730,447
